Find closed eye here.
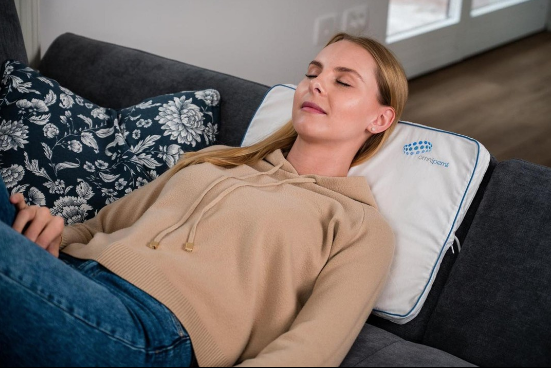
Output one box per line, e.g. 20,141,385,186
305,74,351,88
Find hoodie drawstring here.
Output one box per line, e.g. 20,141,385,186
184,177,316,252
147,163,316,252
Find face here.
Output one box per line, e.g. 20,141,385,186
292,40,391,149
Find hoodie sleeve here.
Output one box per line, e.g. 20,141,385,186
60,168,175,250
235,207,396,367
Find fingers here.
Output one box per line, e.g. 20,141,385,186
9,201,64,258
24,207,55,244
12,206,38,234
9,193,27,212
35,216,65,250
46,235,62,259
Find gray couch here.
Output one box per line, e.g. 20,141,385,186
2,0,550,366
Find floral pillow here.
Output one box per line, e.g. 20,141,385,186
0,60,220,224
119,89,220,179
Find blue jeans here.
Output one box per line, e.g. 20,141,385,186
0,179,195,367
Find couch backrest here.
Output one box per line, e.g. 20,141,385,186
39,33,269,147
0,0,28,65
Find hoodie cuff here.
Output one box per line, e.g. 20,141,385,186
60,225,86,251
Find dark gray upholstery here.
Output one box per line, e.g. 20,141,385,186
341,324,476,367
368,155,499,343
39,33,270,147
423,160,551,367
0,0,28,65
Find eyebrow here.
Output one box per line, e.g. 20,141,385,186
309,60,364,82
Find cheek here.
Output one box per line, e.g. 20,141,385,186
331,94,373,132
292,81,309,123
293,80,308,110
337,92,373,114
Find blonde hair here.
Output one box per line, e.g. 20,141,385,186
168,33,408,176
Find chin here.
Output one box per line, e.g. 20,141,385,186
293,118,332,143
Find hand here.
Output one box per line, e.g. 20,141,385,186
10,193,65,258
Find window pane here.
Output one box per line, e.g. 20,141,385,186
473,0,503,9
472,0,533,15
388,0,453,37
473,0,512,10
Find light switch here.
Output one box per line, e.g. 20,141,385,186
343,5,369,35
314,14,338,46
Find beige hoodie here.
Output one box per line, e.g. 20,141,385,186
61,147,395,367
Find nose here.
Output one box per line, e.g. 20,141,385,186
309,76,326,96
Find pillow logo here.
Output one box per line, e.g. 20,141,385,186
404,140,450,168
403,141,433,156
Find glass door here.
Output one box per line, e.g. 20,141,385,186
462,0,550,58
387,0,462,43
385,0,550,78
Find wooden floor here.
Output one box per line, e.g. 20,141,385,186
402,31,551,167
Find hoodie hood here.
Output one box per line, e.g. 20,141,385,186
256,149,378,209
146,148,377,252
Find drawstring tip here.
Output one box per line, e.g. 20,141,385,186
148,241,160,250
185,243,195,252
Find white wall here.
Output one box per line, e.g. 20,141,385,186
40,0,386,86
14,0,40,68
548,0,551,31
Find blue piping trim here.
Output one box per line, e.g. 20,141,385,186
373,121,482,319
240,84,297,147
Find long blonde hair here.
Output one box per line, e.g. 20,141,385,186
168,33,408,176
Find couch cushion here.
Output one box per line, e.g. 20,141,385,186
0,0,28,65
423,160,551,367
39,33,269,147
342,324,475,367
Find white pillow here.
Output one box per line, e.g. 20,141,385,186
241,84,297,147
242,84,491,324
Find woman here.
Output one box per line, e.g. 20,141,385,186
0,33,407,367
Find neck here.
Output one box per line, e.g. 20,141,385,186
286,137,355,177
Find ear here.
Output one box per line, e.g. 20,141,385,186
367,106,396,134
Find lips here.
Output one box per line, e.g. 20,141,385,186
301,102,327,115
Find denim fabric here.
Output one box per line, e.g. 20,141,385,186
0,175,15,226
0,178,195,367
